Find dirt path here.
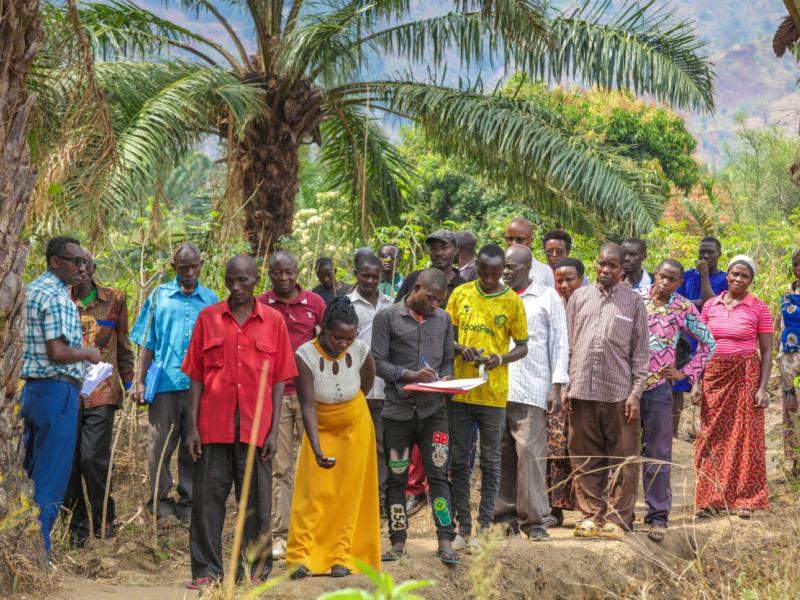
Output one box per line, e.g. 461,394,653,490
41,404,787,599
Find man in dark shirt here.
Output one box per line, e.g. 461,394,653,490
393,229,466,511
371,268,458,565
312,257,349,306
455,231,478,282
395,230,466,307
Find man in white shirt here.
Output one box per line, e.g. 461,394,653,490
504,217,554,287
494,245,569,540
347,253,394,509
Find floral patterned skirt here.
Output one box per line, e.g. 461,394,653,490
546,389,575,510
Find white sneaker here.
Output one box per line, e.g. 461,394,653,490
451,534,468,551
273,538,287,559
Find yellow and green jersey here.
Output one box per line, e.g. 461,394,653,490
447,282,528,407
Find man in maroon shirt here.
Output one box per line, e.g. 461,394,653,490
183,255,296,589
256,250,326,559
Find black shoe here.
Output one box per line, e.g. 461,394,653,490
550,507,565,528
330,564,351,578
405,494,426,517
175,503,192,528
290,565,311,580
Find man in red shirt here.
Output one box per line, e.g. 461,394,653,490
182,255,297,589
256,250,326,559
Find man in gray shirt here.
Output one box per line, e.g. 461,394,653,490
371,268,459,566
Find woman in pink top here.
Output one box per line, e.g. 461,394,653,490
693,255,773,519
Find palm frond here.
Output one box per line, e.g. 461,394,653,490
45,0,226,66
49,61,265,221
357,80,664,232
318,105,416,232
538,0,714,112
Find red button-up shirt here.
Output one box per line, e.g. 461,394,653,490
181,300,297,446
256,286,325,394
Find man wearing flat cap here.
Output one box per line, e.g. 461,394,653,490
394,230,466,309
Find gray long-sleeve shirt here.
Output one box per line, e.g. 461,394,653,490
371,300,455,420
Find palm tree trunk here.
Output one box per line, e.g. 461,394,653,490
238,118,300,255
0,0,44,589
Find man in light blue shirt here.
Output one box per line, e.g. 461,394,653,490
131,243,218,524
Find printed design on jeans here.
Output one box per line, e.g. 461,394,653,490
388,447,410,474
389,503,407,531
431,431,449,468
432,497,452,526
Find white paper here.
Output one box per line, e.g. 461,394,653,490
81,362,114,396
414,378,486,391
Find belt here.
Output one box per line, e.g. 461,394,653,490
27,374,82,391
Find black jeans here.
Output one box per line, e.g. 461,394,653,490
190,413,273,581
383,407,455,544
62,404,117,541
448,401,505,536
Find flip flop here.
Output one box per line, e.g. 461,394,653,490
381,546,407,562
737,508,753,520
437,548,460,566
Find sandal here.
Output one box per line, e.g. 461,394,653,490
647,524,666,542
737,508,753,520
598,522,625,540
695,508,719,519
381,545,407,562
437,548,460,566
573,519,598,538
330,564,351,578
290,565,311,580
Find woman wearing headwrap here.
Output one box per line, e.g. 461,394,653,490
693,255,773,519
777,249,800,477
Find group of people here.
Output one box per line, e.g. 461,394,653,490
18,217,793,588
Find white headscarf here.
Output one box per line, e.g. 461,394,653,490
727,254,756,278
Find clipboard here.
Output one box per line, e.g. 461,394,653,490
402,377,486,395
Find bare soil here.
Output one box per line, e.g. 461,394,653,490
28,399,798,600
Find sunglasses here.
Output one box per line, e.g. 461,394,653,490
504,235,528,244
56,255,89,266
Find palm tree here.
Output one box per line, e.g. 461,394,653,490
35,0,714,253
0,0,45,590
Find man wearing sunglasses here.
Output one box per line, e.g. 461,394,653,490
21,236,102,555
504,217,554,288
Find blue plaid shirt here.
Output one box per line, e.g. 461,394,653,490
130,278,218,394
22,271,86,380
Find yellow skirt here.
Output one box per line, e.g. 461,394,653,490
285,391,381,574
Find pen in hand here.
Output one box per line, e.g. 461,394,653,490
420,357,440,381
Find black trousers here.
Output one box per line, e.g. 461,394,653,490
63,404,117,541
383,406,455,544
190,414,273,581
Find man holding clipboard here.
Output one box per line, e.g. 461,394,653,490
371,268,459,566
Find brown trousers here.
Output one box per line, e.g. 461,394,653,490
271,394,304,539
568,398,640,529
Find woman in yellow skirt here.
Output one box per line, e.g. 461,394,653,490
287,297,380,578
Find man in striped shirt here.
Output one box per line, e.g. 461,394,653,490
495,245,569,540
563,243,649,540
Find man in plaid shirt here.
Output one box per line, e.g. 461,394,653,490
21,236,101,554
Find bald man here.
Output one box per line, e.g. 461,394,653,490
504,217,555,287
563,244,649,540
183,255,297,588
131,243,219,525
63,248,134,545
494,245,568,540
257,250,326,559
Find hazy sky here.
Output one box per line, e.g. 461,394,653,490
141,0,799,165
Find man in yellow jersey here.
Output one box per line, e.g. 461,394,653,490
447,244,528,550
